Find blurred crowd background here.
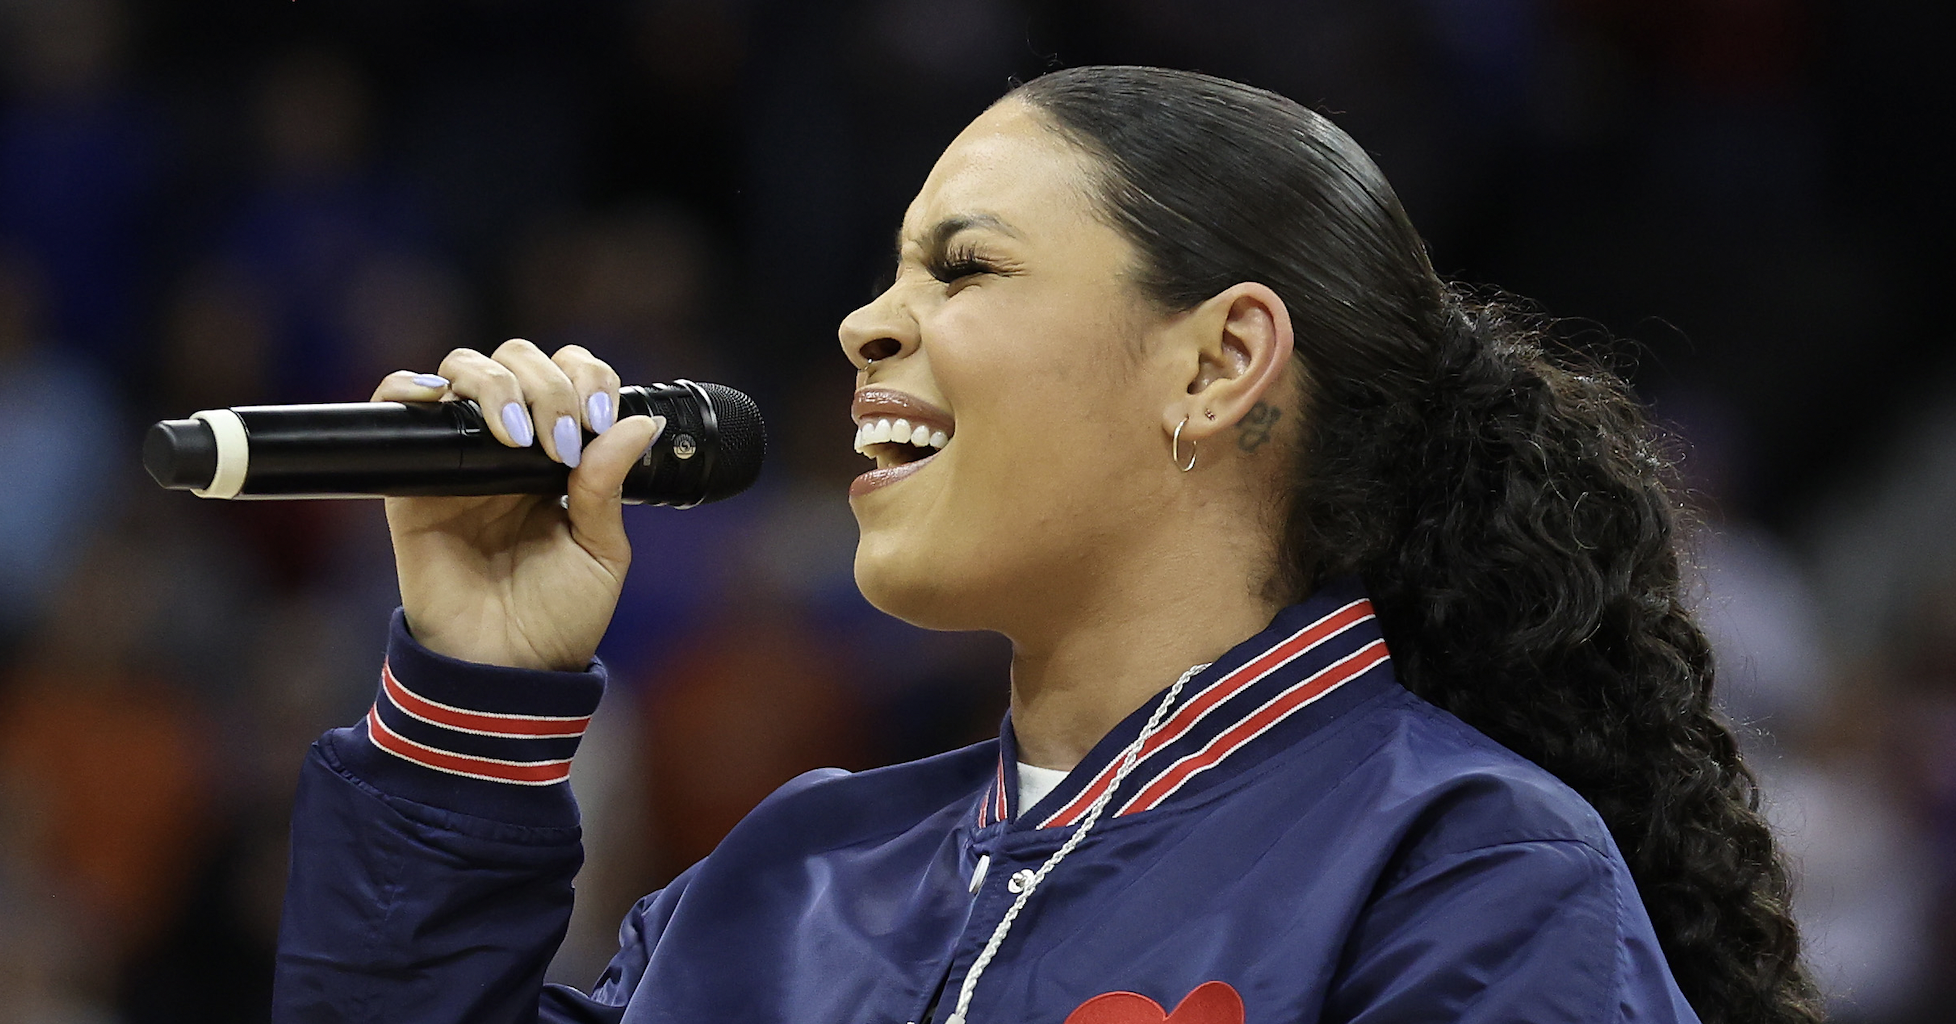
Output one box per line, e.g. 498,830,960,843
0,0,1950,1020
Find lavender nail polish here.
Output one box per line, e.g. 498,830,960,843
587,391,615,434
501,402,534,446
410,373,449,389
554,415,582,469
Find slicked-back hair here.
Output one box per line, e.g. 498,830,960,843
1015,66,1820,1024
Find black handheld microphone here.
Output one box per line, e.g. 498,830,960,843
143,380,765,507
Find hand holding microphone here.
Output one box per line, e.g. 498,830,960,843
375,343,665,673
147,341,765,672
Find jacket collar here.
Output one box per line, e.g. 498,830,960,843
976,577,1397,831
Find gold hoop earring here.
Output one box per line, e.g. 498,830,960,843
1172,417,1198,472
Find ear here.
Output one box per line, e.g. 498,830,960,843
1161,282,1295,446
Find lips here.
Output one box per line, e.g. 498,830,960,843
849,451,937,498
850,387,954,498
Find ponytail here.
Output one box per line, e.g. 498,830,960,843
1292,291,1821,1024
1016,66,1823,1024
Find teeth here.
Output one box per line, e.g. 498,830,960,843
852,416,953,456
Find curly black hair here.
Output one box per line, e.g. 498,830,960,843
1016,66,1822,1024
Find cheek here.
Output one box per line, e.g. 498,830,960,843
935,290,1143,502
853,291,1156,623
933,280,1138,424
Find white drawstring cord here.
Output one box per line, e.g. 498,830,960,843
941,662,1209,1024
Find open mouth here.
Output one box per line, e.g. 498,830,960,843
848,388,956,491
853,416,951,471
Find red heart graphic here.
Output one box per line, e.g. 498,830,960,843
1063,980,1245,1024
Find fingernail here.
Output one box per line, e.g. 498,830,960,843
554,415,582,469
587,391,614,434
501,402,534,446
649,414,667,443
410,373,449,389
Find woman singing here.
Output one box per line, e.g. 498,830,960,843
273,67,1818,1024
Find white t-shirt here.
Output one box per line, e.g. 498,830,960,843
1016,762,1070,816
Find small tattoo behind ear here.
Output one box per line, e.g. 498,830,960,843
1237,402,1281,452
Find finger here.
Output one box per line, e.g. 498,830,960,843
371,370,452,403
437,347,533,447
494,338,583,467
566,414,665,572
551,344,623,435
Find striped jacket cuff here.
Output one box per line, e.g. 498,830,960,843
322,609,606,827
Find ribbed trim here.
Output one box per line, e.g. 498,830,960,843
326,609,606,826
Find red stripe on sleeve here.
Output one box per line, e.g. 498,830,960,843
366,706,574,786
381,661,591,738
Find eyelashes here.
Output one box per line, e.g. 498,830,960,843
871,243,1015,297
924,244,1006,286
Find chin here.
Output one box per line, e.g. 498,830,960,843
852,533,981,632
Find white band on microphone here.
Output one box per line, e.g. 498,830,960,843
191,408,250,499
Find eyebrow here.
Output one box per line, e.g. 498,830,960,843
894,213,1022,264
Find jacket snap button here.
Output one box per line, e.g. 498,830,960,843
1007,869,1035,894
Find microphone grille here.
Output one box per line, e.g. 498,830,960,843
701,381,766,502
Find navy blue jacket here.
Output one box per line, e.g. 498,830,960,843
273,581,1702,1024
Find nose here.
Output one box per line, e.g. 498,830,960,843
838,287,918,371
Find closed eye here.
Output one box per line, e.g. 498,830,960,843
925,245,1008,285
